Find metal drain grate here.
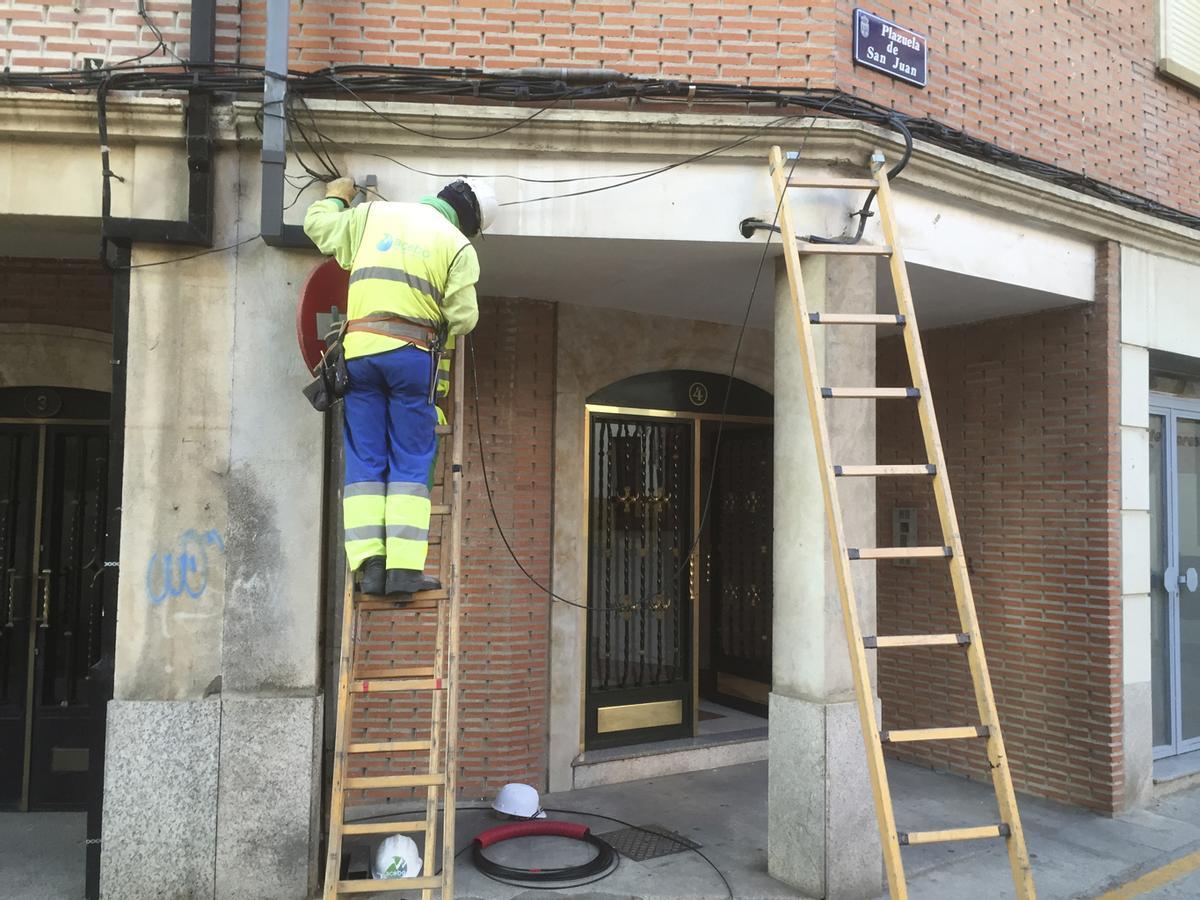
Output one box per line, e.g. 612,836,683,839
597,824,701,862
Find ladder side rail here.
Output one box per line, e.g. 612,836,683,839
440,340,468,899
322,564,358,898
421,380,456,898
873,163,1036,899
769,145,908,900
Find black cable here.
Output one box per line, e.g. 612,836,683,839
497,114,806,207
283,111,802,188
345,802,724,894
118,234,260,268
318,70,569,141
284,177,320,211
472,827,617,885
804,115,913,246
16,63,1190,230
541,806,733,900
473,854,620,890
104,1,177,70
136,1,184,66
289,93,342,180
465,101,829,614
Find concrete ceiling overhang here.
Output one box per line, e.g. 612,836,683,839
0,216,101,257
477,234,1090,331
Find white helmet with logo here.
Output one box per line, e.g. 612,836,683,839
373,833,422,880
493,782,547,819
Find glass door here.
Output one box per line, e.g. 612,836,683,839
1176,414,1200,752
1151,400,1200,758
584,413,695,749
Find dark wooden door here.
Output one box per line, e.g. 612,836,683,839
0,426,39,807
0,424,108,810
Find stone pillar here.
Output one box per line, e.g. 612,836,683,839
101,166,326,899
768,255,882,899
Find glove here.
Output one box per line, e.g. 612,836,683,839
325,177,357,206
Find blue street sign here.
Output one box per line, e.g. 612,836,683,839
853,8,928,88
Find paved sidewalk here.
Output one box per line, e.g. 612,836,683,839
0,810,86,900
440,760,1200,899
9,759,1200,898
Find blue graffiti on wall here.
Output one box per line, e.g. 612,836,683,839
146,529,226,605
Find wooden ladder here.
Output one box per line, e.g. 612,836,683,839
769,145,1036,900
323,343,466,898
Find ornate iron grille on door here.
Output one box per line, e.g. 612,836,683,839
586,415,693,748
710,426,773,713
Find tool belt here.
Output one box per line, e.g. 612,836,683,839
346,313,439,349
347,313,447,405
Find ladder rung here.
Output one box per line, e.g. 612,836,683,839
347,740,432,754
358,588,447,604
809,313,905,325
833,464,934,477
343,773,445,790
788,176,879,189
431,504,451,515
357,596,443,612
881,726,990,743
796,241,892,255
822,387,919,399
353,666,435,680
337,876,443,892
342,820,428,836
864,633,971,649
435,424,452,435
898,824,1010,846
848,546,951,560
350,678,443,694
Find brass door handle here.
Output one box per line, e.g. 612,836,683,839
37,569,51,629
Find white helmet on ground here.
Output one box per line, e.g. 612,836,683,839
372,833,422,880
493,782,547,819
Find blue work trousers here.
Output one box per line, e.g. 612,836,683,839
342,346,437,572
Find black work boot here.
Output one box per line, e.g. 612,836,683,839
385,569,442,596
358,557,386,595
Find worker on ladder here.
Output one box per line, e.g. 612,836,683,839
304,176,495,596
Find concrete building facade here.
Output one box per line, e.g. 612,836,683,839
2,2,1200,898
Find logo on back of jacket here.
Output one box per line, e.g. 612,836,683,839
376,234,431,258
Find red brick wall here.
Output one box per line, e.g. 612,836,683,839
831,2,1200,224
875,243,1122,811
236,0,839,83
0,0,240,70
3,3,1198,215
0,257,112,332
347,296,555,808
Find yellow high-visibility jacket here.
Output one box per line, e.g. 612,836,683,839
303,198,480,392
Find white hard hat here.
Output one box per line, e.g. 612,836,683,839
373,834,422,880
493,782,546,819
460,177,498,233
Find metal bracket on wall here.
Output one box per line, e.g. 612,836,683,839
101,0,216,247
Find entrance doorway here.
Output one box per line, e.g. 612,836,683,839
0,388,109,809
583,371,772,750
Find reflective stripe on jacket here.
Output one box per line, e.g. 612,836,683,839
303,199,480,365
